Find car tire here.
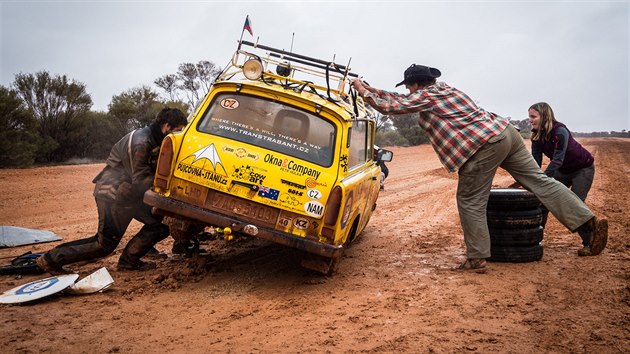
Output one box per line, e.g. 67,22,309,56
487,188,545,263
487,188,541,211
488,243,544,263
489,226,544,247
487,208,543,229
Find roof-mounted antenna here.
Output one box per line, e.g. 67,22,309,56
290,32,295,52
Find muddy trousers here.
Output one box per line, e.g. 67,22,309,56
43,198,169,268
540,164,595,245
457,124,594,259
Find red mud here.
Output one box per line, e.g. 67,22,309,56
0,138,628,353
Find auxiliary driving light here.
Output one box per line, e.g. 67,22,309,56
243,58,263,80
276,61,291,77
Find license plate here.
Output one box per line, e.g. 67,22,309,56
206,191,279,227
171,180,208,206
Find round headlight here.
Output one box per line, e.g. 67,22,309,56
243,59,263,80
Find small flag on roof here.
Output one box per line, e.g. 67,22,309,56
243,15,253,36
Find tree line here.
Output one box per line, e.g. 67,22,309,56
0,61,221,167
2,62,623,168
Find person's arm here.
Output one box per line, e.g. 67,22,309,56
544,127,570,177
531,140,543,167
351,79,432,115
129,137,155,200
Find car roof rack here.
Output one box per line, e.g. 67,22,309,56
216,39,372,118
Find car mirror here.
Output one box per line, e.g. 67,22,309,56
377,149,393,162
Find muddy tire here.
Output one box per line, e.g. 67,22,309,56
488,243,544,263
489,226,544,247
487,208,543,229
300,253,340,275
487,188,545,263
487,188,541,211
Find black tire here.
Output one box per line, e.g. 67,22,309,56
487,208,543,229
487,188,541,211
488,243,544,263
489,226,544,247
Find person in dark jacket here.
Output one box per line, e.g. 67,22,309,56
528,102,597,256
36,108,188,273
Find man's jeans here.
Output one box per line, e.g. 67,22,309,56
457,124,594,259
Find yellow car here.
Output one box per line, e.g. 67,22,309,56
144,40,393,274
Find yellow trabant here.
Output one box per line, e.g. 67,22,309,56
144,40,392,274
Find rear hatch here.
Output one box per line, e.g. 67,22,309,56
171,89,340,223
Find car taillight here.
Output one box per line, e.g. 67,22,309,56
155,136,173,189
324,186,342,226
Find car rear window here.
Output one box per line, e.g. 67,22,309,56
197,93,336,166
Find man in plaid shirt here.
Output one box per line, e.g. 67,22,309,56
351,64,608,271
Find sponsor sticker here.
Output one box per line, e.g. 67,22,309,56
222,145,260,161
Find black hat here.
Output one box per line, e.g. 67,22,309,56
395,64,441,87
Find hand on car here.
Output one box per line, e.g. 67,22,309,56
350,78,363,90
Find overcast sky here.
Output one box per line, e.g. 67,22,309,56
1,0,628,132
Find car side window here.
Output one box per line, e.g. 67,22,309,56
348,120,368,169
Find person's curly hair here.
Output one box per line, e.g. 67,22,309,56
154,107,188,127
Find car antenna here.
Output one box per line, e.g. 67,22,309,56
290,32,295,52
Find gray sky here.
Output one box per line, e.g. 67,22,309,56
1,0,628,132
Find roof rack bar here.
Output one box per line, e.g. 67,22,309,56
268,53,359,78
240,40,350,71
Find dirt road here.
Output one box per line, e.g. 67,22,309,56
1,138,628,353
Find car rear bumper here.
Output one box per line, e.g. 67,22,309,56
144,190,343,258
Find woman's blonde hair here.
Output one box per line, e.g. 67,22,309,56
530,102,556,142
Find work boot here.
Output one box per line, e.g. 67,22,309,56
144,246,168,260
579,217,608,256
577,246,592,256
117,259,157,271
35,254,67,275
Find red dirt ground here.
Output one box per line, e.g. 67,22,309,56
0,138,628,353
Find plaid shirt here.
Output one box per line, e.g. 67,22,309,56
364,82,509,172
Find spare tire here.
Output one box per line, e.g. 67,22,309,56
487,188,541,211
488,243,544,263
487,188,545,263
489,226,544,247
487,208,543,229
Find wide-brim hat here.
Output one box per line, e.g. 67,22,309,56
395,64,441,87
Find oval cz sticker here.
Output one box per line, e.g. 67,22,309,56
304,201,324,217
307,189,322,200
220,98,240,109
